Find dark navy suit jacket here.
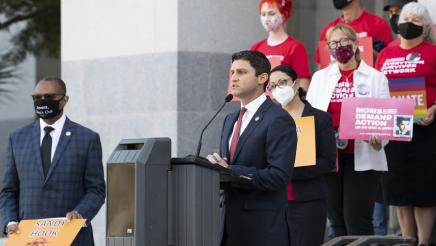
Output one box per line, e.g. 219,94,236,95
220,97,297,246
0,117,106,246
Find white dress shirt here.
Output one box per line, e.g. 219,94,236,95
228,93,267,149
39,114,67,161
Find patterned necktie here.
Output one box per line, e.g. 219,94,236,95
41,126,54,177
229,107,247,162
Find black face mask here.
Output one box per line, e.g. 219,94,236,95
389,14,400,34
333,0,352,10
34,97,63,119
398,22,424,40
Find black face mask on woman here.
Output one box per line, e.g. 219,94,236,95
333,0,352,10
398,22,424,40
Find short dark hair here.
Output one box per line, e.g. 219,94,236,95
38,76,67,94
397,116,409,125
270,64,307,101
231,50,271,90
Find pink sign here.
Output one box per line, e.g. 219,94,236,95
339,98,415,142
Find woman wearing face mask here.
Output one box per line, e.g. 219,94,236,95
268,65,336,246
384,0,417,47
251,0,310,90
375,3,436,245
370,0,417,238
306,24,390,237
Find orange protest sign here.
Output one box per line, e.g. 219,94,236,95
294,116,316,167
318,37,374,68
4,218,86,246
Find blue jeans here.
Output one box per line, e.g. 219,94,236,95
373,202,389,235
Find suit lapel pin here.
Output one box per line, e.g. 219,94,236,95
65,131,71,137
255,116,260,122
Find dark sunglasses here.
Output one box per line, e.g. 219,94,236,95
31,94,65,101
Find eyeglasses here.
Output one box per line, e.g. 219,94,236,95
267,79,293,91
32,93,65,101
327,38,355,49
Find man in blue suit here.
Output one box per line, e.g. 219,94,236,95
207,51,297,246
0,77,106,245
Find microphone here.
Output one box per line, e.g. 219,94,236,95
194,94,233,159
171,93,252,181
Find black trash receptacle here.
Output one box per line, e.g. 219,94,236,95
106,138,171,246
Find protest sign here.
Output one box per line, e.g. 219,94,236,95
339,97,415,141
294,116,316,167
389,77,427,122
4,218,85,246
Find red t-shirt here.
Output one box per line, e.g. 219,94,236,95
376,42,436,107
387,37,400,48
327,68,356,154
314,10,393,63
251,36,311,78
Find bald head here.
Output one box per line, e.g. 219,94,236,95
36,77,66,95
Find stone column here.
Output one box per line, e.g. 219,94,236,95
62,0,178,244
176,0,264,156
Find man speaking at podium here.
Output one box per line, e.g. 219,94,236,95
207,51,297,246
0,77,106,246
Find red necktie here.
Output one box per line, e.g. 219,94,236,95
229,107,247,162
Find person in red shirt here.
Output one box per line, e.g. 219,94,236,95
314,0,393,67
384,0,417,48
252,0,310,90
376,3,436,246
371,0,417,238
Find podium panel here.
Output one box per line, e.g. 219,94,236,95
106,139,235,246
172,164,221,246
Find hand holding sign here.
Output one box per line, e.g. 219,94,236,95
418,104,436,126
66,210,83,222
6,222,19,235
4,218,86,246
366,136,382,151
